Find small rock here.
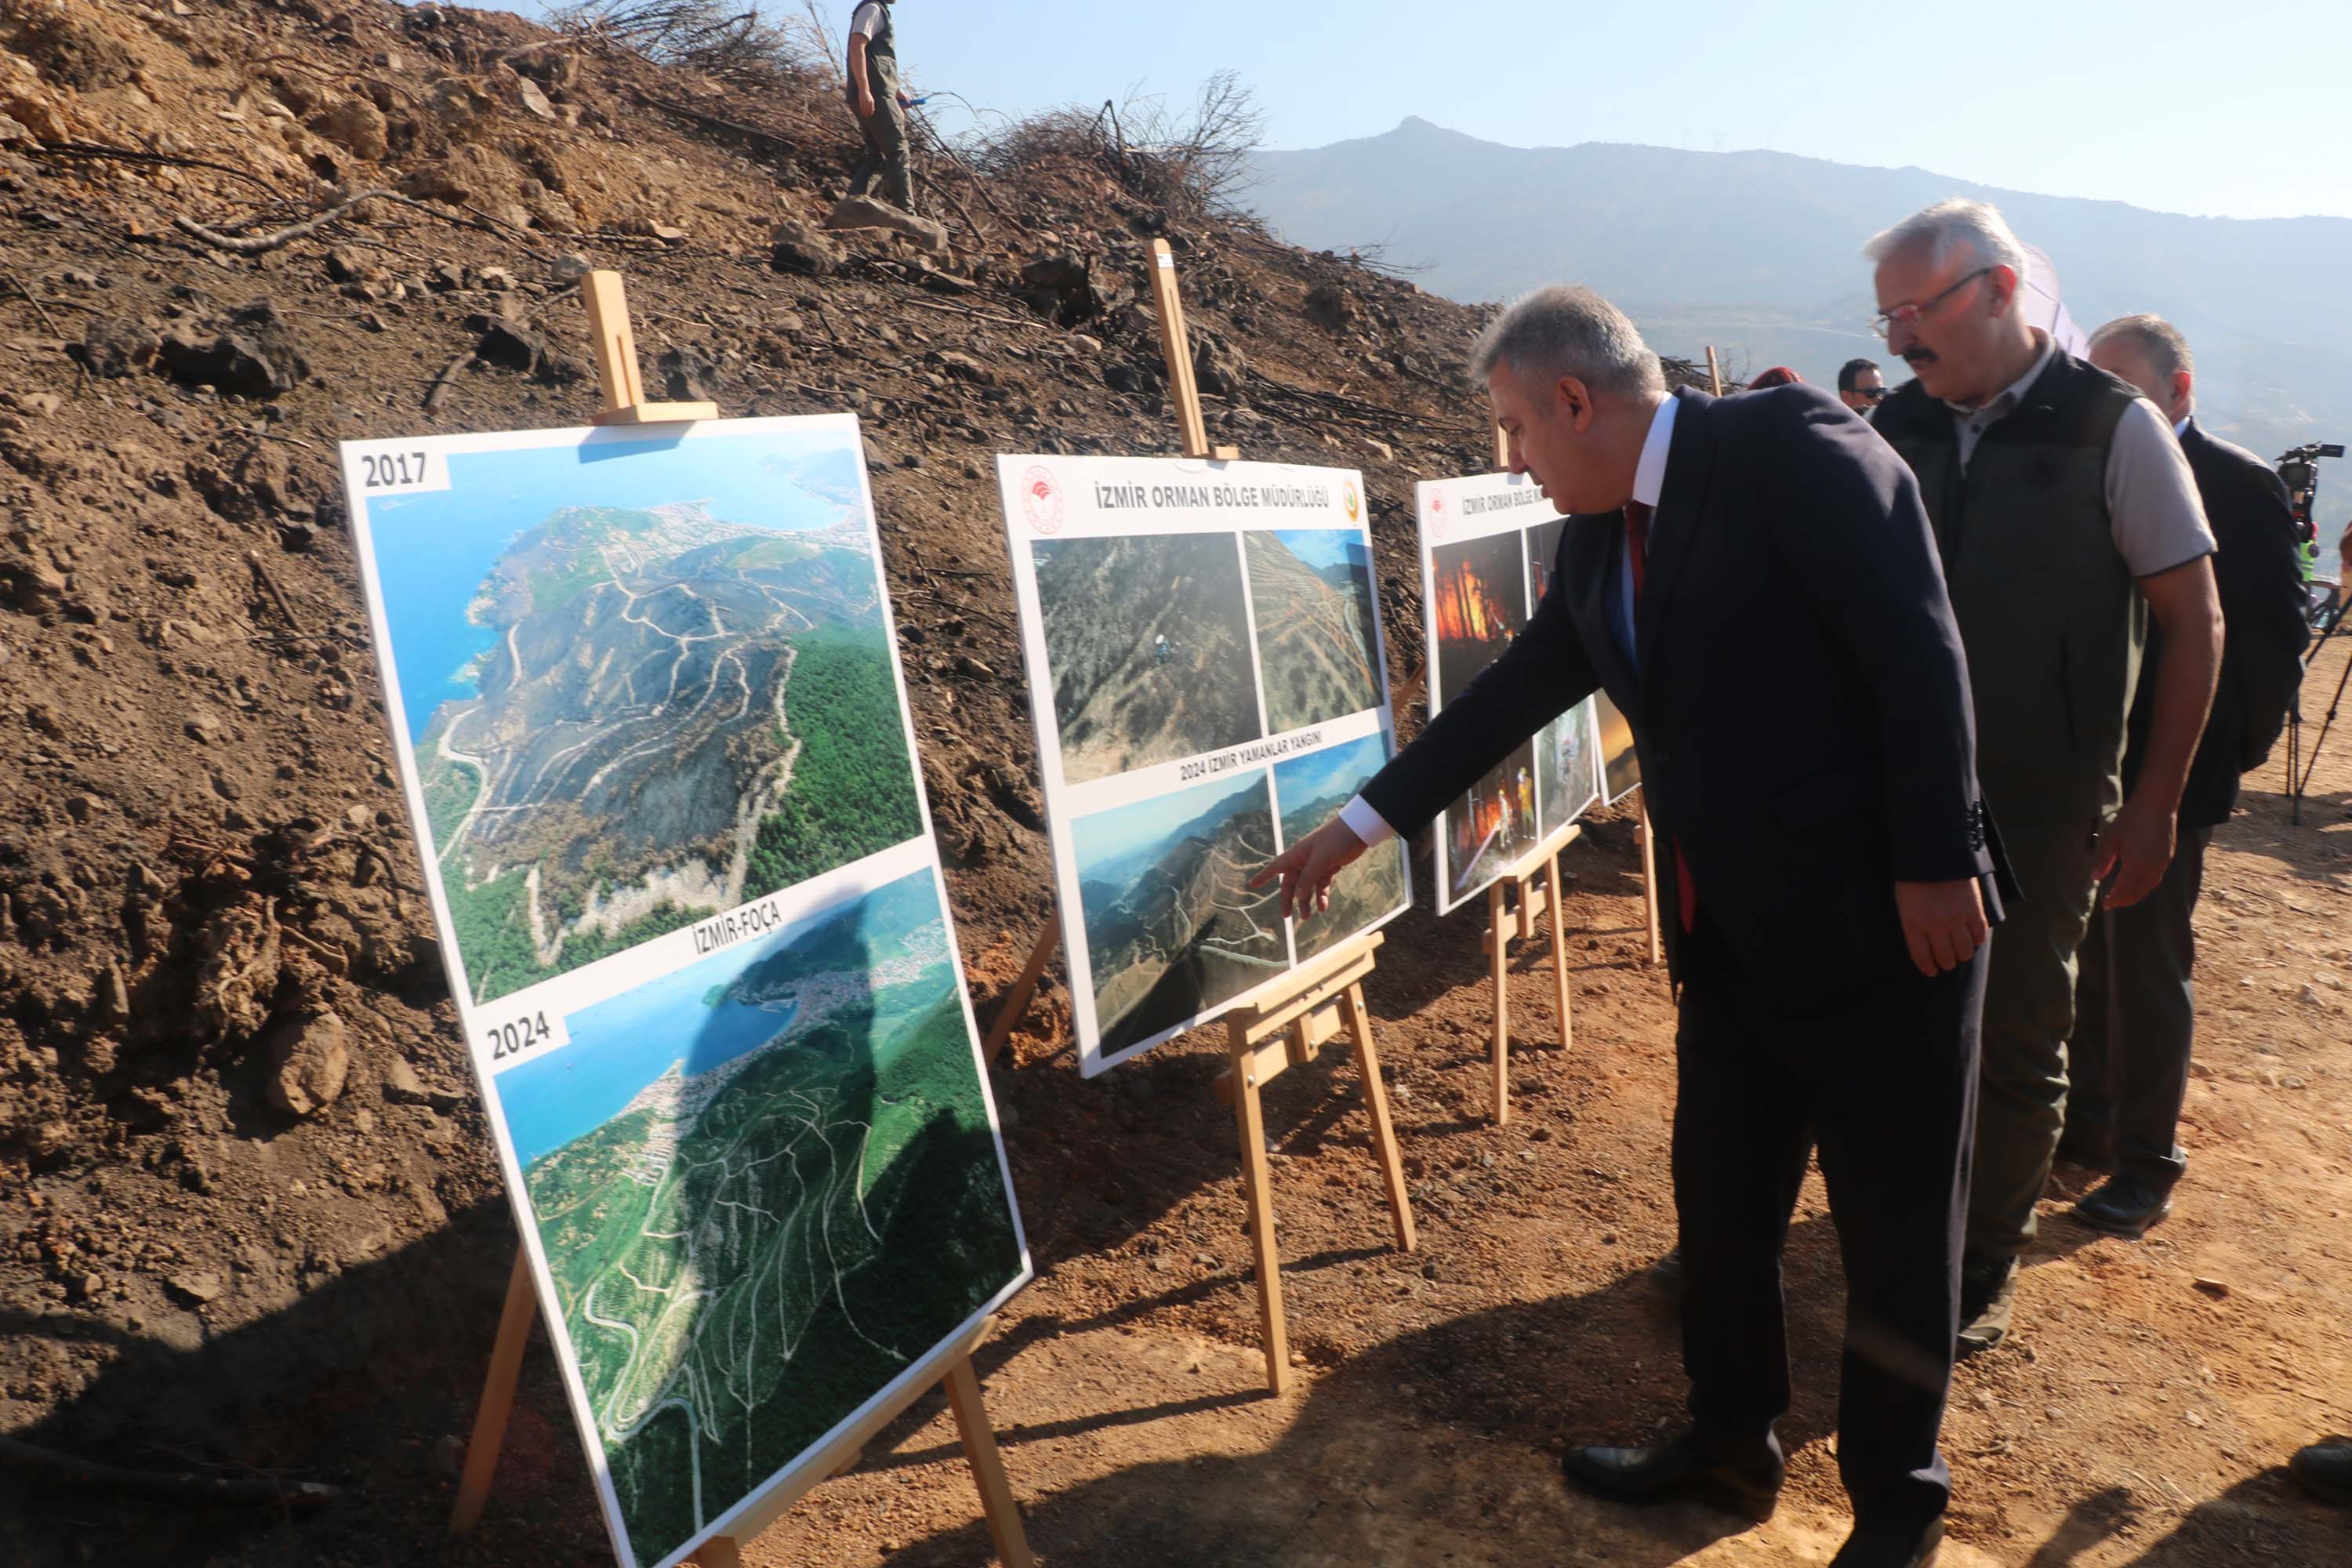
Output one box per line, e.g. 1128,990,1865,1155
428,1434,466,1479
165,1269,224,1305
73,318,159,379
770,218,840,278
266,1010,350,1117
551,252,593,285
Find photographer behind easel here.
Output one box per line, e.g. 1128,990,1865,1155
844,0,920,215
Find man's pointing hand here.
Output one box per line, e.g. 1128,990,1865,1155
1250,817,1368,922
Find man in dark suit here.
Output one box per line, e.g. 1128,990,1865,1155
2063,315,2310,1235
1258,285,1998,1568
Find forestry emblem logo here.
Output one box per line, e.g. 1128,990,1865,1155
1343,481,1361,524
1427,491,1448,542
1021,464,1063,534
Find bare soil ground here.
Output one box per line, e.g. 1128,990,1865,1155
1,5,2347,1566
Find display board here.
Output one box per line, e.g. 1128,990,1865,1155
342,415,1029,1568
1595,688,1641,804
999,456,1411,1076
1414,472,1605,913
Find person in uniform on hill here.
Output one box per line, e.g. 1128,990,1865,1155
1259,284,2001,1568
2060,314,2309,1237
1838,356,1889,415
1864,200,2223,1356
844,0,919,214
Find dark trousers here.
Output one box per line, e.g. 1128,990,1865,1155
1967,813,2101,1261
2064,824,2212,1190
1673,914,1986,1530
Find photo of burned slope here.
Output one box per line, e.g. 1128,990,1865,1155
1431,532,1539,907
368,427,923,1006
1596,689,1641,803
1245,528,1382,733
1537,697,1602,839
1072,771,1286,1055
1272,735,1410,963
506,866,1023,1568
1525,515,1566,609
1031,533,1261,783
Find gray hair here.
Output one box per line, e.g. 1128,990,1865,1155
2088,313,2194,381
1470,284,1664,400
1862,198,2030,280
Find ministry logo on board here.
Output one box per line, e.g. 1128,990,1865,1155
1343,480,1361,524
1427,490,1448,542
1021,464,1063,534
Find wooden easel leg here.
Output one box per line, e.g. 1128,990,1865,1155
448,1249,537,1536
1636,805,1664,967
1487,881,1510,1126
686,1537,744,1568
944,1358,1038,1568
1340,982,1415,1254
1547,851,1573,1052
1229,1034,1290,1395
981,914,1061,1065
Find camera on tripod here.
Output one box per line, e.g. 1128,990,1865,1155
2276,441,2344,548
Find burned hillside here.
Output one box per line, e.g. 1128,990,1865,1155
0,0,1513,1556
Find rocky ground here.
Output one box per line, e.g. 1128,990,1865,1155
1,3,2347,1566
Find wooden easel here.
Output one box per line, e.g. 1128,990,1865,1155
447,271,1033,1567
1212,931,1415,1392
1480,822,1580,1125
985,241,1415,1393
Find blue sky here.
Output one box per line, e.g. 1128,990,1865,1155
1265,528,1360,575
1070,769,1270,874
1273,733,1385,822
471,0,2350,220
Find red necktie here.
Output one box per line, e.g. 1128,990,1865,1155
1623,502,1698,934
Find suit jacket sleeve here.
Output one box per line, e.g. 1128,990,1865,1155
2212,456,2310,771
1760,390,1991,883
1359,545,1599,837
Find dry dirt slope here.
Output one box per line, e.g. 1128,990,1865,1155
0,3,2347,1566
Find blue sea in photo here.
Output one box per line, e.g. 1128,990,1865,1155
366,428,864,743
495,868,942,1167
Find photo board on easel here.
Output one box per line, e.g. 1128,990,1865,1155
340,413,1030,1568
998,456,1412,1076
1412,470,1605,914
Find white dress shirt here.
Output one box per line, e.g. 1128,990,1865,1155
1339,394,1679,848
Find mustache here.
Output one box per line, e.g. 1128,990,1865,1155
1901,347,1939,366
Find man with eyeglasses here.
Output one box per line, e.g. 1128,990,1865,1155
1838,357,1888,416
1865,200,2222,1360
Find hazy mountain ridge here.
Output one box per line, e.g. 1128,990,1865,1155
1250,118,2352,491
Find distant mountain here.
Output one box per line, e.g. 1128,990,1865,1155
1249,118,2352,523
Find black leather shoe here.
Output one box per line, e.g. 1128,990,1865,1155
2071,1175,2172,1238
1957,1252,2016,1357
2291,1438,2352,1506
1559,1425,1781,1522
1830,1517,1943,1567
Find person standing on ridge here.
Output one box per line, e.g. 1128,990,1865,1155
844,0,919,214
1259,284,2001,1568
2060,314,2309,1236
1865,200,2223,1358
1838,357,1889,415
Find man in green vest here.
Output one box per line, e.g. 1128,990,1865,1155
844,0,918,214
1865,200,2223,1357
